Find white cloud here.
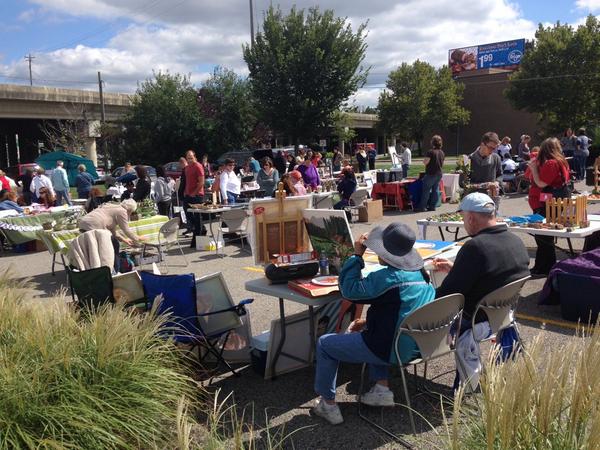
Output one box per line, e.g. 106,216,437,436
2,0,537,105
576,0,600,12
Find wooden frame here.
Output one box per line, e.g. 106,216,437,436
195,272,243,336
545,195,588,227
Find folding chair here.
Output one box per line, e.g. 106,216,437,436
67,265,115,309
344,189,369,223
358,293,465,444
471,276,531,347
216,208,249,255
140,272,253,377
141,217,188,270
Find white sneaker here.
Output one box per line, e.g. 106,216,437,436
361,385,395,407
312,398,344,425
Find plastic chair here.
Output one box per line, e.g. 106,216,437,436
345,189,369,223
471,276,531,345
140,272,253,377
358,293,465,443
67,266,115,309
141,217,188,270
216,208,249,255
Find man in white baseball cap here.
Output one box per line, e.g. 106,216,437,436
434,192,529,326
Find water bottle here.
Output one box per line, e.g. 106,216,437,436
319,253,329,276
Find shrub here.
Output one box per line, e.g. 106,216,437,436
448,327,600,450
0,272,197,449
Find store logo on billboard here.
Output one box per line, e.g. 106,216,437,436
508,50,523,64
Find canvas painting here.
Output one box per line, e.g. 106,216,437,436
112,271,145,306
195,272,242,337
302,209,354,274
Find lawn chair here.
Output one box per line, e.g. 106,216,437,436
215,208,249,255
358,293,465,444
140,272,253,377
67,265,115,309
344,189,369,223
141,218,188,270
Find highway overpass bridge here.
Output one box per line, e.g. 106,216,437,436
0,83,381,168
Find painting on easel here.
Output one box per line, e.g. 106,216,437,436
248,191,312,265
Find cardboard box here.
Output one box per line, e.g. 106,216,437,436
358,199,383,223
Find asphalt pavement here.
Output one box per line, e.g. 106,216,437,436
1,180,595,449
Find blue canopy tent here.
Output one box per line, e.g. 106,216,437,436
35,151,99,187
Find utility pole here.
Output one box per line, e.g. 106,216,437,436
24,54,35,86
98,71,108,169
249,0,255,45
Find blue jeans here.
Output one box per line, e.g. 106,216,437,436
402,164,409,179
574,154,587,180
418,174,442,211
226,191,238,204
55,190,72,206
315,332,390,401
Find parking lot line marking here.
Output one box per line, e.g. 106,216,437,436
243,266,264,273
515,313,587,331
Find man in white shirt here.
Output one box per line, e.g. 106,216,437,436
30,167,55,202
50,160,72,206
400,142,412,179
219,158,241,204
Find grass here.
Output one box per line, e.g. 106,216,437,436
447,326,600,449
0,271,197,449
0,271,302,449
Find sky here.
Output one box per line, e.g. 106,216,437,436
1,0,599,106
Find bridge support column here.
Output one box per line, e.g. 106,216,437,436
84,138,97,166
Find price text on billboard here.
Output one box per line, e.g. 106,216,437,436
449,39,525,74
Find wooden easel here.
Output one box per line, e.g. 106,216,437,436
254,184,310,263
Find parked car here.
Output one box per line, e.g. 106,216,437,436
216,150,252,168
163,161,182,179
5,163,39,179
111,165,157,182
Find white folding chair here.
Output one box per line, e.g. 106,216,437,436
471,276,531,347
216,208,249,256
141,218,188,270
358,293,465,443
345,189,369,223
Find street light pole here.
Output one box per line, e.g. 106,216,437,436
249,0,255,45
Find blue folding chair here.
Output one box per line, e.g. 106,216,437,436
140,272,253,377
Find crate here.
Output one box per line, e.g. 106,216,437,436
358,199,383,222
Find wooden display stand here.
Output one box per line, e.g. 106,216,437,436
545,195,588,227
251,184,312,264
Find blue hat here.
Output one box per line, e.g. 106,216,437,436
365,223,423,270
458,192,496,214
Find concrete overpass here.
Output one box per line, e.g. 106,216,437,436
0,83,380,167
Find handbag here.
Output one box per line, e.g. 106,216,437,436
541,164,571,200
264,261,319,284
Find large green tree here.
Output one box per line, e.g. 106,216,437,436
197,67,256,155
123,72,205,165
377,61,470,152
243,6,369,149
505,16,600,133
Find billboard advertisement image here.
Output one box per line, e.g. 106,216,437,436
449,39,525,74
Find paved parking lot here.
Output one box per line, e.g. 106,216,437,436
0,183,593,448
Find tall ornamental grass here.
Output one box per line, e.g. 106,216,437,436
0,272,197,449
447,326,600,450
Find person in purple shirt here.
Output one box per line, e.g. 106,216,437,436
297,157,320,190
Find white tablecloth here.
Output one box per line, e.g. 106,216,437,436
442,173,461,203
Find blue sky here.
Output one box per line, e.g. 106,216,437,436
1,0,599,104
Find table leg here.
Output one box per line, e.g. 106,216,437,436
271,297,287,379
208,213,221,257
567,238,575,256
438,226,445,241
445,227,460,242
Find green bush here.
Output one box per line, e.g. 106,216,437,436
0,273,197,449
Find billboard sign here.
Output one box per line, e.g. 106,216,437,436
449,39,525,74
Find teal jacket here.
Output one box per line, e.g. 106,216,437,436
339,255,435,364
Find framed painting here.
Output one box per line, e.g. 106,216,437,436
195,272,243,337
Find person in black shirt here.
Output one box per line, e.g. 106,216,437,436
416,135,445,211
433,192,530,323
133,165,151,202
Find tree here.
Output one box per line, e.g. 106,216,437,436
505,16,600,133
39,103,90,154
377,61,470,152
243,6,369,150
123,72,205,166
330,110,357,151
197,67,256,154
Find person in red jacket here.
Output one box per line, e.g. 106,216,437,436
526,137,571,276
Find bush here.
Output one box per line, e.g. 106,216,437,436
448,327,600,450
0,272,197,449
